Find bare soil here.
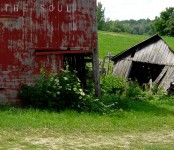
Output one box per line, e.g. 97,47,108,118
101,32,128,37
24,130,174,149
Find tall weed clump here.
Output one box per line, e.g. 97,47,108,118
101,74,127,95
18,69,86,111
100,74,131,111
99,74,160,112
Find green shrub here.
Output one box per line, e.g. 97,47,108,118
126,81,143,100
101,74,127,95
18,68,86,111
77,94,131,114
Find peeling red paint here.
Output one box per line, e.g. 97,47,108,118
0,0,97,104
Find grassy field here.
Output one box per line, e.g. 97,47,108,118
0,98,174,149
1,32,174,149
98,31,174,58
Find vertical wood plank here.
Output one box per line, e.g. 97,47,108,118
92,48,100,97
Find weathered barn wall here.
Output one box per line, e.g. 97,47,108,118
0,0,98,104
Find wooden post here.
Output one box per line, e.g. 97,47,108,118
92,48,101,97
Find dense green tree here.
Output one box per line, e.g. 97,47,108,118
152,7,174,36
165,14,174,36
97,2,105,30
103,19,152,35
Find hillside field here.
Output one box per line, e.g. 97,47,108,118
98,31,174,58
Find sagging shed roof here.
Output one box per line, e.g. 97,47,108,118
111,34,174,65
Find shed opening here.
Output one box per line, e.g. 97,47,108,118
128,61,164,85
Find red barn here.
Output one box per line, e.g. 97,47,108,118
0,0,100,104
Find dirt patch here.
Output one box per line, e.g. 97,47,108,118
24,130,174,149
101,32,128,37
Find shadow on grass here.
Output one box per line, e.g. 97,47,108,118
130,99,174,116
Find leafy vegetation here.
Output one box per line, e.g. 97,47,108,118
97,2,105,30
103,18,152,35
17,68,172,117
152,7,174,36
18,68,86,111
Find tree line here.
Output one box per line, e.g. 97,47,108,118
97,2,174,36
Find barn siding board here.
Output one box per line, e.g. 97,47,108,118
163,67,174,90
165,50,173,65
146,42,156,62
166,50,174,65
159,42,169,64
113,60,122,76
160,44,170,65
150,40,163,64
166,47,174,65
159,66,174,90
134,45,148,61
165,67,174,84
142,44,155,62
154,66,169,84
151,40,165,64
121,60,129,77
119,60,127,77
150,40,164,63
113,59,132,78
152,40,163,63
124,60,132,78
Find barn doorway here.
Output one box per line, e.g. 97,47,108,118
128,61,164,85
64,54,92,90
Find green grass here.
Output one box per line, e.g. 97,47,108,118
98,31,174,58
0,99,174,149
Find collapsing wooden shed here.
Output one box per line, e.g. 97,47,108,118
111,34,174,90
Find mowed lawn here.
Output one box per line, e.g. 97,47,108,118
0,99,174,149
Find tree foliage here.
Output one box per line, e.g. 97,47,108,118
97,2,105,30
152,7,174,36
103,18,152,35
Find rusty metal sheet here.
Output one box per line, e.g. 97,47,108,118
0,0,97,103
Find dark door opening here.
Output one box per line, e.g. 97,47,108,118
64,54,92,90
128,61,164,85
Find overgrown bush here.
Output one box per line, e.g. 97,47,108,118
18,68,86,111
77,95,131,114
97,74,134,113
126,81,143,100
101,74,127,95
